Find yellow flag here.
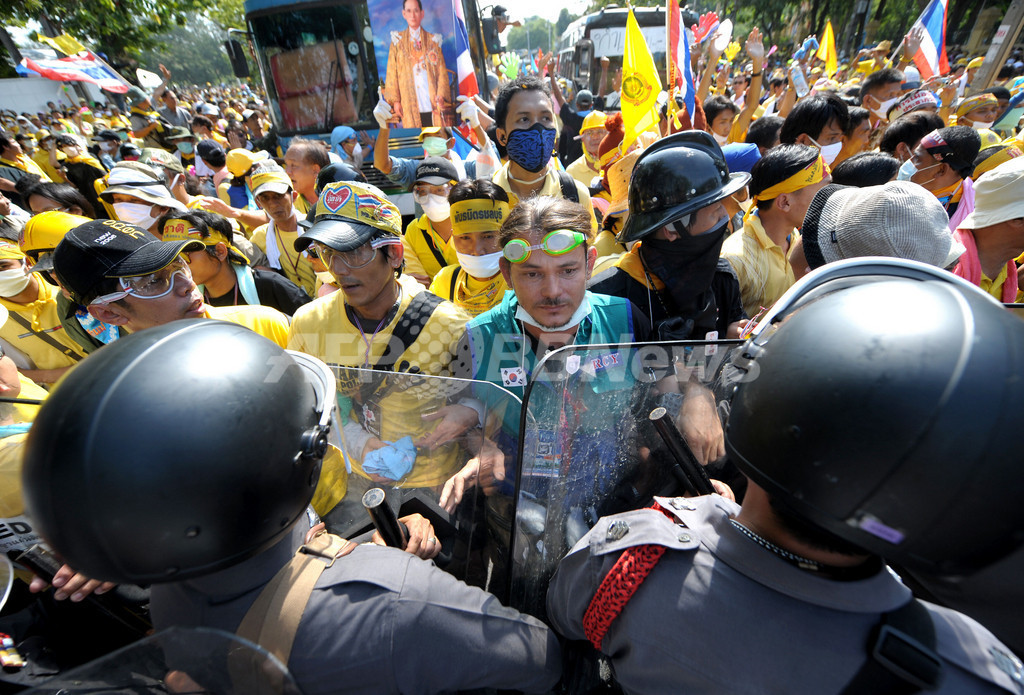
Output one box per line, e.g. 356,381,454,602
815,20,838,78
38,33,87,57
620,7,662,153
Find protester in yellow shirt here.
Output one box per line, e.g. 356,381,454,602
248,164,317,297
721,146,830,317
288,180,474,532
0,241,87,386
403,158,460,286
565,111,607,187
0,133,51,182
429,179,509,315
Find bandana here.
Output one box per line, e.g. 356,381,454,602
450,199,509,235
889,90,939,121
956,94,998,118
974,145,1023,179
751,155,828,205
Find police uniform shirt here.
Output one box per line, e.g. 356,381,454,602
547,495,1023,694
151,524,562,695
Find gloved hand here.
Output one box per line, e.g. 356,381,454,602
373,87,394,129
499,52,520,80
455,95,480,128
691,12,720,44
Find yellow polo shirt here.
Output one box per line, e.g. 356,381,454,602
403,214,458,282
287,282,469,488
720,212,797,317
0,279,88,372
204,303,290,347
493,163,598,233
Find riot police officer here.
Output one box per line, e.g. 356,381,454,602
23,320,562,694
589,130,748,341
549,259,1024,693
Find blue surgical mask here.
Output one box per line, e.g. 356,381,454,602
505,123,557,173
176,142,194,155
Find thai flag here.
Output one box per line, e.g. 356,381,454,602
667,0,695,117
910,0,950,80
452,0,478,97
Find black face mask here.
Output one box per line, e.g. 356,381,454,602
641,215,730,320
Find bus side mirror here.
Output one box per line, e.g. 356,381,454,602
224,39,251,79
482,18,503,54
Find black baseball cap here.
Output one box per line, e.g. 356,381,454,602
414,157,459,186
53,219,203,304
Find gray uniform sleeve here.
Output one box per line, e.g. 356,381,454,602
391,553,562,694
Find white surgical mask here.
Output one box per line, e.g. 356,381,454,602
61,146,79,157
456,250,502,279
515,296,592,332
712,131,729,146
416,193,451,222
811,137,843,165
423,137,448,157
349,142,364,169
0,264,31,297
100,141,117,152
969,120,995,131
113,202,159,229
872,96,899,121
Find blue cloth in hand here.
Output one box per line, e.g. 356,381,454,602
363,436,417,480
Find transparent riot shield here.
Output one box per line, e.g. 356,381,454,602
0,395,42,561
506,339,744,618
323,366,521,595
20,627,300,694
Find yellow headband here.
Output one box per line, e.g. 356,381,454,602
162,218,249,263
450,199,509,234
974,145,1023,179
752,155,828,204
956,94,998,118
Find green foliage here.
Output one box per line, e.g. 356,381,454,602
507,16,556,53
0,0,206,65
137,19,237,86
556,8,576,36
206,0,246,32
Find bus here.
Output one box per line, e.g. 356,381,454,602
235,0,491,210
554,5,698,98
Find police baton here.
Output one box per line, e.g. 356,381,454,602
649,407,716,496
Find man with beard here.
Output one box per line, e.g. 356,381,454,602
589,131,747,341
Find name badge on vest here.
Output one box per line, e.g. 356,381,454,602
705,331,719,356
361,401,382,438
501,367,527,388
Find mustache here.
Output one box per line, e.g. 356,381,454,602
536,299,569,308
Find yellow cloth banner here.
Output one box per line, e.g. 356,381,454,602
620,7,662,153
37,33,87,57
816,21,838,78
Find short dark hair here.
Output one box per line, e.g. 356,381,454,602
986,86,1011,102
704,95,739,124
191,115,214,131
22,180,96,218
54,134,79,148
879,112,945,155
750,144,820,211
929,125,982,179
403,0,422,9
0,134,13,151
286,137,330,168
769,76,787,88
494,76,551,132
448,177,510,205
830,152,901,187
745,116,784,150
859,68,904,102
845,107,870,137
779,94,850,144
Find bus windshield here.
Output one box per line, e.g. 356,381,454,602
248,2,379,135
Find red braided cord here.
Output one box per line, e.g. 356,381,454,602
582,504,676,650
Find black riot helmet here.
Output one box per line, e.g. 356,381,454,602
619,130,750,243
22,320,336,585
724,258,1024,577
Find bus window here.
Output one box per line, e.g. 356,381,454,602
249,4,379,134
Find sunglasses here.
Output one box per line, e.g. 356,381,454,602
502,229,586,263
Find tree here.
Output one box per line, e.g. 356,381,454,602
0,0,207,69
137,19,235,86
507,16,556,54
556,8,576,36
206,0,246,32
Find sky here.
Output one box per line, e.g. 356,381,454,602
502,0,590,25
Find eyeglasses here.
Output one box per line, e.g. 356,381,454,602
90,257,192,306
313,238,395,271
502,229,586,263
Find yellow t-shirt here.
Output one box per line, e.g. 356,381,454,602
0,279,89,371
979,265,1022,302
204,304,290,348
403,214,457,282
250,222,317,297
720,213,798,317
493,163,599,234
429,264,508,316
566,155,599,187
0,154,51,182
287,283,470,488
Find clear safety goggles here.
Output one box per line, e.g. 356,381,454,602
90,257,192,306
312,238,397,272
502,229,586,263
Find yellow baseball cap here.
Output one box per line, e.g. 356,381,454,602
226,148,269,178
296,181,402,253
